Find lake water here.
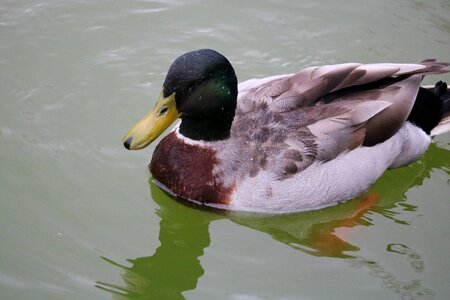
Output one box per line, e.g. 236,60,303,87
1,1,449,299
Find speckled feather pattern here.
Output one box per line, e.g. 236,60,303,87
228,123,431,212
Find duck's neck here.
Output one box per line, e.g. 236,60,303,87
179,112,235,142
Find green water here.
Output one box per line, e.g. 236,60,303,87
1,1,449,299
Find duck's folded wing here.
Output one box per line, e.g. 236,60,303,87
238,61,448,161
304,75,426,160
302,76,414,158
238,60,448,112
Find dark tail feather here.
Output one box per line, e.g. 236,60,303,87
434,81,450,113
407,81,445,134
430,81,450,136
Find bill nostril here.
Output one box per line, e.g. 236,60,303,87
124,137,133,150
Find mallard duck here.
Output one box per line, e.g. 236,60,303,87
123,49,450,213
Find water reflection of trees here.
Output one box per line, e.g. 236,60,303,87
97,143,449,299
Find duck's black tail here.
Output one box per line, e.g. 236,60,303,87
430,81,450,136
407,81,450,136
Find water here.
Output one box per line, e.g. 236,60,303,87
1,1,449,299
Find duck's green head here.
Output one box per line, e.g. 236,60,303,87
123,49,238,150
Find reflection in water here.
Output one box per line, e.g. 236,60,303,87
348,256,434,299
96,191,220,299
98,143,449,299
387,244,424,273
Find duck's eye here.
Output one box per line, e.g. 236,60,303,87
158,106,168,116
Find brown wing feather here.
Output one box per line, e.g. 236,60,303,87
231,60,449,178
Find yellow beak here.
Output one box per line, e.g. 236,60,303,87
122,91,180,150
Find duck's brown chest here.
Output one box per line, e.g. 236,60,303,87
149,132,233,205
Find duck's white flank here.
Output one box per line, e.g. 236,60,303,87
230,122,431,213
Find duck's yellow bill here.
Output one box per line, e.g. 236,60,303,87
123,92,180,150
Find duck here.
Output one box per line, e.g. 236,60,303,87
123,49,450,213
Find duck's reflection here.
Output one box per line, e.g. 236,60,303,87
96,189,220,299
98,143,449,299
